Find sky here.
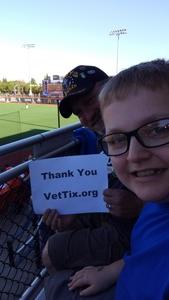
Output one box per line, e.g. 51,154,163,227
0,0,169,83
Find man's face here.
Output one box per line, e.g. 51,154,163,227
102,87,169,203
71,82,105,134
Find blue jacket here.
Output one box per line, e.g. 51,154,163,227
115,202,169,300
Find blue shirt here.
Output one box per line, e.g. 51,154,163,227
115,202,169,300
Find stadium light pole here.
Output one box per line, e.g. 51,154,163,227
109,28,127,73
23,43,35,96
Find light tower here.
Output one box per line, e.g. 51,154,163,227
23,43,35,96
109,29,127,73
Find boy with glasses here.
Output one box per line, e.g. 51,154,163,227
68,59,169,299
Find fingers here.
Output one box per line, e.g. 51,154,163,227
104,188,142,218
103,188,126,202
51,213,60,231
42,208,51,222
68,271,88,291
104,188,134,207
103,188,115,197
104,189,122,214
105,200,123,216
42,209,59,231
69,279,94,297
42,209,77,232
68,266,101,296
103,188,130,215
68,267,93,290
43,209,58,222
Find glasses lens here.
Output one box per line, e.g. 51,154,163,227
139,119,169,147
102,133,128,156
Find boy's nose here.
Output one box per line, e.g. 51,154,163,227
127,136,151,162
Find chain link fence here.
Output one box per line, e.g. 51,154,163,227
0,179,45,299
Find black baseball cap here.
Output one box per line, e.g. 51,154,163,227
59,65,109,118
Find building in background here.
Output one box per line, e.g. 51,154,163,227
41,75,63,104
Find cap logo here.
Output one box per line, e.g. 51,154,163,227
62,73,78,97
87,70,96,75
63,69,91,96
62,66,105,98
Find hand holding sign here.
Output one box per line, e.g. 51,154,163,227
29,154,108,215
42,208,76,231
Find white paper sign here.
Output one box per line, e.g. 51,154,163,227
29,154,108,214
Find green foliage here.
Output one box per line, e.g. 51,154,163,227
31,78,36,85
0,79,41,95
23,84,30,94
32,85,42,94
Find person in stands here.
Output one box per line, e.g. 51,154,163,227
67,59,169,300
42,65,143,300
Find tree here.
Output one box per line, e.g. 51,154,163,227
32,85,42,95
0,79,42,95
31,78,37,85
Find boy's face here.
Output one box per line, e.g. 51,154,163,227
71,82,105,134
102,87,169,203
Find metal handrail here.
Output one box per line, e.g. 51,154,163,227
0,122,81,184
0,122,80,156
0,139,80,185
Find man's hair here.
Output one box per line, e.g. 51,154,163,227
99,59,169,109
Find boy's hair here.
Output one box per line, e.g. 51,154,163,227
99,59,169,109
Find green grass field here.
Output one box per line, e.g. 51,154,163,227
0,103,78,142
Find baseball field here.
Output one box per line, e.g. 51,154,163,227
0,102,78,142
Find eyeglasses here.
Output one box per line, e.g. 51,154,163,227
100,118,169,156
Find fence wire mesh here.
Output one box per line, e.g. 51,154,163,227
0,179,45,299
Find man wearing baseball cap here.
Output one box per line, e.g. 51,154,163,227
59,65,108,135
42,65,142,280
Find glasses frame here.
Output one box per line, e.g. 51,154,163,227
100,117,169,157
